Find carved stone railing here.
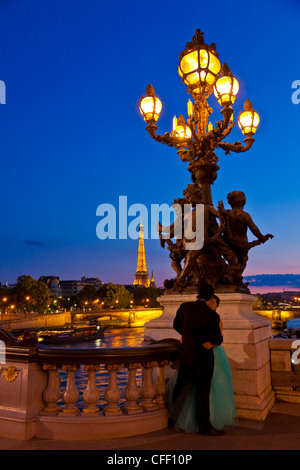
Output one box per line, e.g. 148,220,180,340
0,337,179,440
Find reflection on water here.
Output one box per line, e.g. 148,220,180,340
59,327,145,409
75,327,145,350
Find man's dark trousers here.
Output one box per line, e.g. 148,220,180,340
172,354,214,434
172,299,223,434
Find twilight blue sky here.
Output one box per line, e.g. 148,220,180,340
1,0,300,289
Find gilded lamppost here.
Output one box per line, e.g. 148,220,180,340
139,29,273,293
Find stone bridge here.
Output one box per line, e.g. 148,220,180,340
75,307,163,328
254,308,300,329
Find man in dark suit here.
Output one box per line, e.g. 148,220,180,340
172,283,224,435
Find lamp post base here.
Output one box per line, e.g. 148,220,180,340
144,291,275,422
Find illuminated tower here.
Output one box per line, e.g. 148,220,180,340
150,270,156,288
133,222,150,287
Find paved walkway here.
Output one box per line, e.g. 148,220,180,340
1,402,300,451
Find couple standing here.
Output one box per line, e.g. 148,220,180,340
168,284,236,435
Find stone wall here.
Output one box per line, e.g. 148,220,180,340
0,312,73,332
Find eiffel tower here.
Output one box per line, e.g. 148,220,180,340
133,221,150,287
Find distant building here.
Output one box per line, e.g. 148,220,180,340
80,276,103,289
150,270,156,288
3,279,16,289
39,276,62,297
59,280,86,297
40,275,103,297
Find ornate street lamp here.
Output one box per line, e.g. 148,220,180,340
139,29,272,292
139,84,162,124
238,99,260,136
139,29,260,206
178,29,221,96
214,63,239,107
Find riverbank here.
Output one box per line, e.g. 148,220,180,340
0,312,72,332
0,308,163,332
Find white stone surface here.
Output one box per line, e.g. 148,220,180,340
0,361,47,439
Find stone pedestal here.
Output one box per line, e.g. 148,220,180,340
144,291,275,422
0,360,47,439
217,293,275,421
144,292,197,342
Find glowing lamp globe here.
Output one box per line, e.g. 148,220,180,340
214,63,239,107
174,124,192,139
178,29,221,96
238,99,260,136
139,84,162,123
172,114,192,139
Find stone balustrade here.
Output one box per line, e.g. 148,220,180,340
0,337,179,440
4,324,300,441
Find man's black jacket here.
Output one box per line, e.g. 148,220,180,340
173,299,223,368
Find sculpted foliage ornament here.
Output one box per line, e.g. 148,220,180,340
4,366,20,383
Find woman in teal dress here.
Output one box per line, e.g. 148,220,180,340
167,295,236,433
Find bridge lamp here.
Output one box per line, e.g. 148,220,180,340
178,29,221,96
238,99,260,136
172,115,192,139
214,63,239,107
139,84,162,124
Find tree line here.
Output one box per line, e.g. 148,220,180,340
0,275,50,314
58,283,163,311
0,276,163,313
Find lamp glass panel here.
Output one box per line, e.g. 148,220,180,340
208,52,221,74
253,112,260,127
176,125,191,138
180,50,198,74
185,126,192,138
176,126,184,137
238,111,253,128
214,76,232,96
199,49,209,69
187,71,200,85
154,97,162,115
222,94,231,103
140,96,162,121
206,73,215,85
232,78,239,96
200,71,206,81
214,76,239,99
140,96,155,115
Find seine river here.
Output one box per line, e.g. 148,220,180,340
56,319,300,409
59,327,146,409
73,326,146,350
